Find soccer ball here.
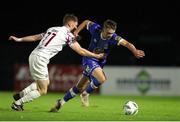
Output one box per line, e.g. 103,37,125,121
123,101,138,115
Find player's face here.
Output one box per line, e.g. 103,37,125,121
68,21,78,31
102,28,115,40
73,21,78,30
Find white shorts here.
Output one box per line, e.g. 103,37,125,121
29,54,50,81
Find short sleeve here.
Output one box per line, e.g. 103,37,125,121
108,33,118,46
110,33,124,46
66,32,76,46
87,23,101,35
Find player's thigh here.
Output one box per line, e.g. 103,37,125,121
29,54,49,81
92,67,106,83
76,75,90,92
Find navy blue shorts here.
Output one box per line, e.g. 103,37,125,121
82,57,106,77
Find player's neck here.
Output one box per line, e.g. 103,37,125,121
100,33,106,40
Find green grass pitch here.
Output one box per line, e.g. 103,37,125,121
0,91,180,121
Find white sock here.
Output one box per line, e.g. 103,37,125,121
15,90,41,105
61,99,66,106
19,82,38,97
82,91,89,96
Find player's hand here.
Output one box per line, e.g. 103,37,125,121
73,30,79,37
73,30,82,41
95,53,105,59
133,49,145,59
8,36,22,42
74,35,82,41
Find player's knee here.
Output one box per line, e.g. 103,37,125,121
38,88,48,95
99,77,106,84
36,80,49,95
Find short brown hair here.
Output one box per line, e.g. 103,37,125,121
63,14,78,25
103,19,117,30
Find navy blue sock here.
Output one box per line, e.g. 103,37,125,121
86,76,101,94
63,86,79,102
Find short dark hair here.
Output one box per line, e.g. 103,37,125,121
103,19,117,30
63,14,78,25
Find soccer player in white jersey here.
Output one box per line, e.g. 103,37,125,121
8,14,104,111
50,19,145,112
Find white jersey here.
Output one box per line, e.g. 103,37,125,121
31,26,75,60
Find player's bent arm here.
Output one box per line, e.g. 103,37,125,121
119,39,137,54
70,41,104,59
74,20,93,36
118,39,145,58
9,33,44,42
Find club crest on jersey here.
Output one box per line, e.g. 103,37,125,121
85,66,91,73
94,39,97,43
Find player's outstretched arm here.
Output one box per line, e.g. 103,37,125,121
119,39,145,59
8,33,44,42
70,41,104,59
74,20,92,36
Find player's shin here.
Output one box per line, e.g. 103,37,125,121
63,86,80,103
86,76,101,94
13,82,38,101
20,82,38,97
15,90,41,105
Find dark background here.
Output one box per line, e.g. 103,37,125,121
0,0,179,90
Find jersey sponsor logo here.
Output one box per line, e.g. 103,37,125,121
104,43,108,50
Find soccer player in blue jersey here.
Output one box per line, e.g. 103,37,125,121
50,19,145,112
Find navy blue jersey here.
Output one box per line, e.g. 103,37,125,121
82,22,122,76
84,22,119,62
